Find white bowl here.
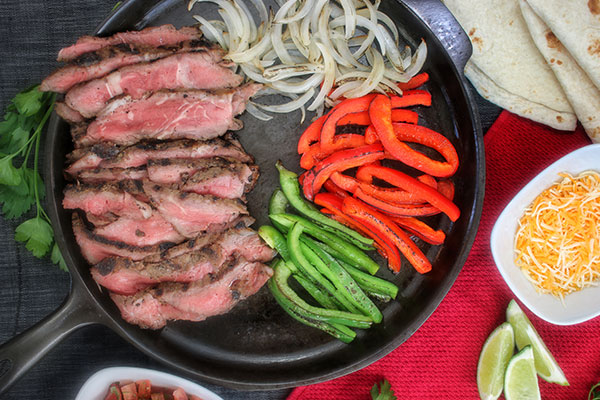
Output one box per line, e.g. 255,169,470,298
74,367,224,400
490,143,600,325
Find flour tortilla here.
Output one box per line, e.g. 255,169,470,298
441,0,574,119
464,61,577,130
525,0,600,91
520,0,600,142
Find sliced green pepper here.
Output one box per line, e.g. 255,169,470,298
258,225,290,262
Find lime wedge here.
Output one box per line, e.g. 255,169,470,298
477,322,515,400
504,346,541,400
506,300,569,385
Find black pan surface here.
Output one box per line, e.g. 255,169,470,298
1,0,484,391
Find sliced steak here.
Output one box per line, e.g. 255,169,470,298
77,84,260,146
65,137,252,177
91,227,274,295
94,213,185,247
72,213,175,264
143,181,248,237
77,167,148,183
65,51,243,118
110,258,273,329
55,102,86,124
63,181,150,219
43,40,217,93
147,158,259,199
57,25,202,62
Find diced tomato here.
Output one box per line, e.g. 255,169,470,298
150,393,165,400
172,388,189,400
120,382,138,400
136,380,152,398
105,384,123,400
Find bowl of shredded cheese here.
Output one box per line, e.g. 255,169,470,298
491,144,600,325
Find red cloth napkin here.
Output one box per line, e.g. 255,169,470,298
288,111,600,399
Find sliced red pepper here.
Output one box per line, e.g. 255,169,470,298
390,90,431,108
343,197,432,273
323,179,350,198
355,187,443,217
331,171,428,205
314,193,370,237
299,134,367,169
298,114,327,154
365,125,378,145
392,216,446,245
338,109,419,128
353,164,460,221
298,171,307,186
392,122,459,177
397,72,429,90
320,94,376,153
330,172,359,193
302,143,385,201
338,111,371,126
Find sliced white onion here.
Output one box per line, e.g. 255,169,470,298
263,64,324,81
246,102,274,121
270,73,324,93
330,15,387,57
329,80,362,100
276,0,315,24
228,22,272,63
345,48,384,97
351,0,376,58
234,0,257,43
339,0,357,38
402,39,428,78
308,42,336,111
248,0,268,27
193,15,228,50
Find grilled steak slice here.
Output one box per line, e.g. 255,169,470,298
143,181,248,237
65,52,242,118
55,102,86,124
91,227,274,294
77,167,149,183
63,181,150,219
147,158,259,198
65,138,252,177
110,258,273,329
57,25,202,62
77,84,260,146
73,213,175,264
43,40,216,93
94,214,185,247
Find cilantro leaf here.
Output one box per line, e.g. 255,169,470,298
15,217,54,258
51,242,67,272
0,158,22,186
0,183,33,219
370,379,397,400
13,86,44,117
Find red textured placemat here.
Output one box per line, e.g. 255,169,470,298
288,111,600,399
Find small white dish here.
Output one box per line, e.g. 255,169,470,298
74,367,224,400
490,143,600,325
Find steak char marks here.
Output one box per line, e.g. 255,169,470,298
48,25,273,330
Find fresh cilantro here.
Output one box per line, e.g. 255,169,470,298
0,85,64,270
370,379,397,400
589,381,600,400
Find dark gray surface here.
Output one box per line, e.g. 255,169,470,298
0,1,501,399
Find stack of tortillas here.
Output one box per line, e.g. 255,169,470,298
442,0,600,142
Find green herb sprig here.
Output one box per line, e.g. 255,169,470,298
589,380,600,400
0,85,66,270
370,379,397,400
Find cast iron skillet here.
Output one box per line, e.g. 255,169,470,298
0,0,484,394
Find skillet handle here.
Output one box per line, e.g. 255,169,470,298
401,0,472,71
0,281,98,395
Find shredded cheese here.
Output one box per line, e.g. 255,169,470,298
514,171,600,301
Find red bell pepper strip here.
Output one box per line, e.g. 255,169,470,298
343,197,432,273
392,216,446,245
338,109,419,128
353,164,460,221
392,122,459,177
323,179,350,198
397,72,429,90
302,143,385,201
365,125,378,145
355,187,443,217
320,94,376,153
369,95,458,177
298,114,327,154
298,171,307,186
299,134,368,169
390,90,432,108
316,193,402,272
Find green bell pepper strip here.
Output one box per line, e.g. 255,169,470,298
308,240,399,300
271,213,379,275
269,279,356,343
269,188,289,214
258,225,290,262
287,222,361,314
302,239,383,323
275,160,374,251
292,274,342,310
272,260,373,328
